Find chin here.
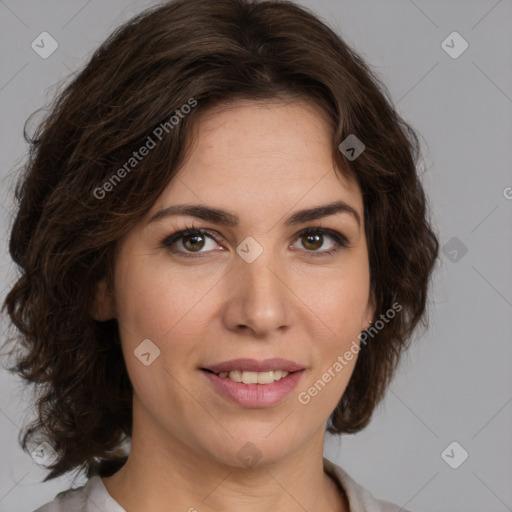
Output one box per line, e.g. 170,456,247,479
202,430,299,470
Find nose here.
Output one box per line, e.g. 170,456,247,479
222,247,292,336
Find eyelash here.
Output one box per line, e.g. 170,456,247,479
161,224,352,259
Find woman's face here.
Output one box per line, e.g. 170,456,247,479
97,99,375,468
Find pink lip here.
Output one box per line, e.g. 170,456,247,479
203,358,305,374
202,369,305,408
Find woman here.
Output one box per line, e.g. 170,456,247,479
1,0,439,510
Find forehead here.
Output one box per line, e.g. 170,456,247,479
151,99,363,223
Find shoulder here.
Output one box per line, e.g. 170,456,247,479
32,475,126,512
323,457,412,512
31,478,94,512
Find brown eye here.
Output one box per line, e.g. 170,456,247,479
301,233,324,251
182,233,206,252
162,228,220,256
292,228,350,257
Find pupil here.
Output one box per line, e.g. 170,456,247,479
184,234,204,251
304,234,321,250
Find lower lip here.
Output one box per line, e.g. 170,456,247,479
202,369,305,407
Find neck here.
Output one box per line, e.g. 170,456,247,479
101,397,348,512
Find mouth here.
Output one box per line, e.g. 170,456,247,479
200,358,306,407
202,357,305,375
201,368,297,384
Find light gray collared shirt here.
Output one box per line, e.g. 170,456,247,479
33,457,410,512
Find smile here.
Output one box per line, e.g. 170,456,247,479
201,368,305,407
210,369,290,384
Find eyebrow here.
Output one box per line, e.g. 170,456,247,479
147,200,361,228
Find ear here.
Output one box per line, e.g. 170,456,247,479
90,276,116,321
362,289,376,331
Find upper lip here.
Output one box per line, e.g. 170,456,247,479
202,358,305,374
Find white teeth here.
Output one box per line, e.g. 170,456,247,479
257,371,274,384
229,370,242,382
216,370,290,383
242,371,258,384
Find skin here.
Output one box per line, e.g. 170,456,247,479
92,98,375,512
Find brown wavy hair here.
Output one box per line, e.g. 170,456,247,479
1,0,439,482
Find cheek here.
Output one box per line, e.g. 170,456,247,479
300,260,368,398
114,258,207,405
114,251,218,339
296,351,358,424
307,265,370,337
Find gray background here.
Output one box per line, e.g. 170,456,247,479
0,1,511,511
